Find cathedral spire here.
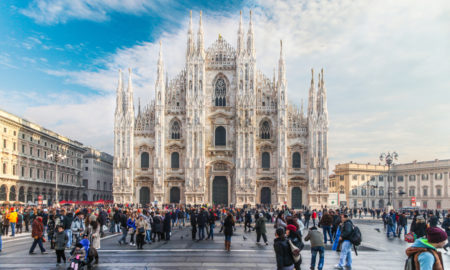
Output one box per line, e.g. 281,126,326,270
126,68,134,114
318,68,328,117
187,10,195,57
115,69,124,115
197,11,204,57
237,10,244,55
278,40,286,84
157,41,164,83
308,68,317,117
247,10,255,57
137,97,141,116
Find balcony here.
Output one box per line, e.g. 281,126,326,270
288,168,307,175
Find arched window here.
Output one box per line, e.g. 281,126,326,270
262,152,270,169
214,78,226,106
292,152,301,168
0,185,7,201
141,152,149,169
170,121,181,139
171,152,179,169
260,121,271,139
215,126,226,146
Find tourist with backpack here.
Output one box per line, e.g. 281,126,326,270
405,227,447,270
334,214,354,270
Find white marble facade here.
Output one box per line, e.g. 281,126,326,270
113,11,329,208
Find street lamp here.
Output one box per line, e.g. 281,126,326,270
47,149,67,206
379,152,398,207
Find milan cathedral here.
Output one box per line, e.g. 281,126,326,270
113,11,329,208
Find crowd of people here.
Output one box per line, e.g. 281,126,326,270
0,204,448,270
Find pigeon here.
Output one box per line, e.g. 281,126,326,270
375,228,381,233
181,236,184,239
243,235,247,241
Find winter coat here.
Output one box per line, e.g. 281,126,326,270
197,211,207,227
54,230,69,250
287,230,304,250
405,238,444,270
255,217,267,234
305,230,324,247
163,213,171,232
340,219,354,241
223,216,235,236
399,215,408,226
88,224,101,250
47,218,56,239
442,217,450,235
8,211,18,223
71,217,85,235
136,219,148,235
31,217,44,239
412,222,427,238
276,217,287,229
273,238,295,270
64,214,73,230
319,214,333,227
153,215,163,233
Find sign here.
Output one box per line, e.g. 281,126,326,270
38,195,43,200
338,193,347,202
411,197,416,207
411,197,416,202
328,193,338,207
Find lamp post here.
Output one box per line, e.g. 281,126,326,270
379,152,398,207
47,149,67,206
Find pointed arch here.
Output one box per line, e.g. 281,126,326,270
169,118,181,139
212,73,229,107
260,120,271,139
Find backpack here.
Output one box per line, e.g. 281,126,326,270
404,255,416,270
349,225,362,246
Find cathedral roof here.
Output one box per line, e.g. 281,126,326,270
206,35,236,70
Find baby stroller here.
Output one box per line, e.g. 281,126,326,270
67,254,84,270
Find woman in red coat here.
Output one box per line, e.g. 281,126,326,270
29,216,47,254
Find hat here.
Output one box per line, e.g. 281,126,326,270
416,216,425,221
10,207,14,212
426,227,447,243
286,224,297,232
259,213,263,218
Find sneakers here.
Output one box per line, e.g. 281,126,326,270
334,265,344,270
265,242,268,245
41,251,48,254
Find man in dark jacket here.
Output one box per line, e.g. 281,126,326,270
398,212,408,238
113,210,121,233
118,211,128,245
64,212,74,248
318,210,333,244
190,210,198,240
24,210,30,232
442,214,450,251
304,210,311,228
335,214,353,270
197,209,207,240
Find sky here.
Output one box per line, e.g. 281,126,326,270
0,0,449,171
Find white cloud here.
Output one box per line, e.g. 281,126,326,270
18,0,450,168
21,0,164,24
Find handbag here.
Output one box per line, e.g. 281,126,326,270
288,239,301,263
138,227,145,234
404,232,415,243
102,225,108,232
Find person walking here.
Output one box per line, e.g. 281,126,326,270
223,212,235,252
29,216,47,255
2,211,9,236
206,210,216,240
305,226,325,270
398,212,408,238
118,210,128,245
255,213,268,245
153,211,163,242
406,227,447,269
286,224,303,270
163,212,171,241
197,209,207,240
318,210,333,244
334,214,354,270
412,216,427,239
274,227,295,270
54,225,68,267
70,212,85,245
127,213,137,246
304,210,311,229
190,210,198,240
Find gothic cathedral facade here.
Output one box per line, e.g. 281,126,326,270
113,11,329,208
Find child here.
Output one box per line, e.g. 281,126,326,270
54,225,68,266
304,227,325,270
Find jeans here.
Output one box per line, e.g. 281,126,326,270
387,224,396,237
29,237,46,253
65,229,72,248
0,234,2,251
225,235,232,241
311,246,325,270
198,226,205,240
10,222,16,236
119,226,128,244
145,229,152,243
115,223,121,233
304,219,310,228
208,224,215,239
338,240,352,267
322,226,332,244
398,225,408,237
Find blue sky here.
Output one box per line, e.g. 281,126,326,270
0,0,449,170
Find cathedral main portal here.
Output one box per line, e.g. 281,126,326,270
212,176,228,205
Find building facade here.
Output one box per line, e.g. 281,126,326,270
332,159,450,209
0,109,85,204
82,147,113,201
113,11,330,208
